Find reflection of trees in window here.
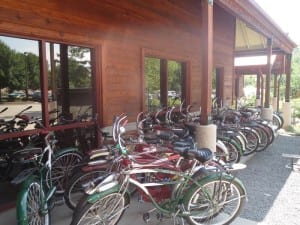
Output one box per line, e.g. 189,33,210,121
0,39,39,100
68,46,91,89
47,43,93,121
0,35,95,131
145,57,185,111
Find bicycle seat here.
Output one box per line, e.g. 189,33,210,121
173,147,212,163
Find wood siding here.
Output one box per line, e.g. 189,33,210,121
0,0,235,125
213,4,236,106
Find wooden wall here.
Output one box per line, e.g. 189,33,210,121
0,0,236,126
213,4,236,106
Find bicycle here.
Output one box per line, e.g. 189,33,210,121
70,120,247,225
16,132,57,225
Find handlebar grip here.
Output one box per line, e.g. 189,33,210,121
0,107,8,113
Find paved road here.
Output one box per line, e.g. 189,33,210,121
237,132,300,225
0,101,42,120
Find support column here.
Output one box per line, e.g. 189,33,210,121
262,38,273,121
255,72,261,107
272,74,278,111
160,59,168,107
197,0,216,152
235,74,240,109
277,74,282,112
200,0,213,125
283,54,292,127
261,75,264,108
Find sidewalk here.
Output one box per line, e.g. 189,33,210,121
1,133,299,225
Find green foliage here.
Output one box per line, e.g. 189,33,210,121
0,40,14,90
168,60,182,93
145,57,160,93
291,48,300,98
0,40,91,101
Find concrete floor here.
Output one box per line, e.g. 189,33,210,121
1,197,257,225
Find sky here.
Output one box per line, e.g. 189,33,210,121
254,0,300,45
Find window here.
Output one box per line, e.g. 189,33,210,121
145,57,186,111
0,36,42,130
0,35,96,135
46,43,93,123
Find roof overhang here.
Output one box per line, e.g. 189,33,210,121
215,0,297,54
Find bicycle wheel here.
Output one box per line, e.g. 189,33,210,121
240,128,259,156
46,150,83,194
254,126,269,152
17,181,50,225
224,141,241,164
64,169,108,210
184,176,246,225
258,122,275,145
71,192,126,225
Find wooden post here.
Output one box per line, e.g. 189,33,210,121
264,38,273,108
273,73,278,111
39,40,50,128
256,72,261,100
200,0,213,125
273,74,278,98
285,54,292,102
261,74,264,107
60,44,70,117
234,74,239,109
277,74,281,112
160,59,168,108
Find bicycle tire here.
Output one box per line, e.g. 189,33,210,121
253,126,269,152
71,192,126,225
17,179,50,225
64,169,108,210
218,138,241,164
240,128,259,156
184,175,246,225
258,122,275,145
46,150,84,194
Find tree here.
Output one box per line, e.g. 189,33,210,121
291,47,300,98
68,46,91,88
0,40,14,100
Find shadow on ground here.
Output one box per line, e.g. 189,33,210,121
237,133,300,222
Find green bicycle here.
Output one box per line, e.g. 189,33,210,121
16,132,59,225
70,122,247,225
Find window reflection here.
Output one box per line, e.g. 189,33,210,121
145,57,185,112
0,36,42,130
46,43,93,124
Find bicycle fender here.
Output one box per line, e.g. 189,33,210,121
16,175,38,225
53,147,82,158
87,184,122,204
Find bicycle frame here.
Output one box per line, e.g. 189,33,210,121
85,157,247,220
16,133,57,225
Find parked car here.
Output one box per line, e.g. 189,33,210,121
8,90,26,101
32,90,53,102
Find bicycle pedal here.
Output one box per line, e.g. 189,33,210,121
142,212,150,223
156,212,164,221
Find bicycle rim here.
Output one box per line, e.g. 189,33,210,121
241,129,259,156
185,179,245,225
65,169,108,210
47,151,83,194
71,193,125,225
27,182,50,225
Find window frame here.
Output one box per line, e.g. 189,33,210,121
142,48,190,112
0,34,102,142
